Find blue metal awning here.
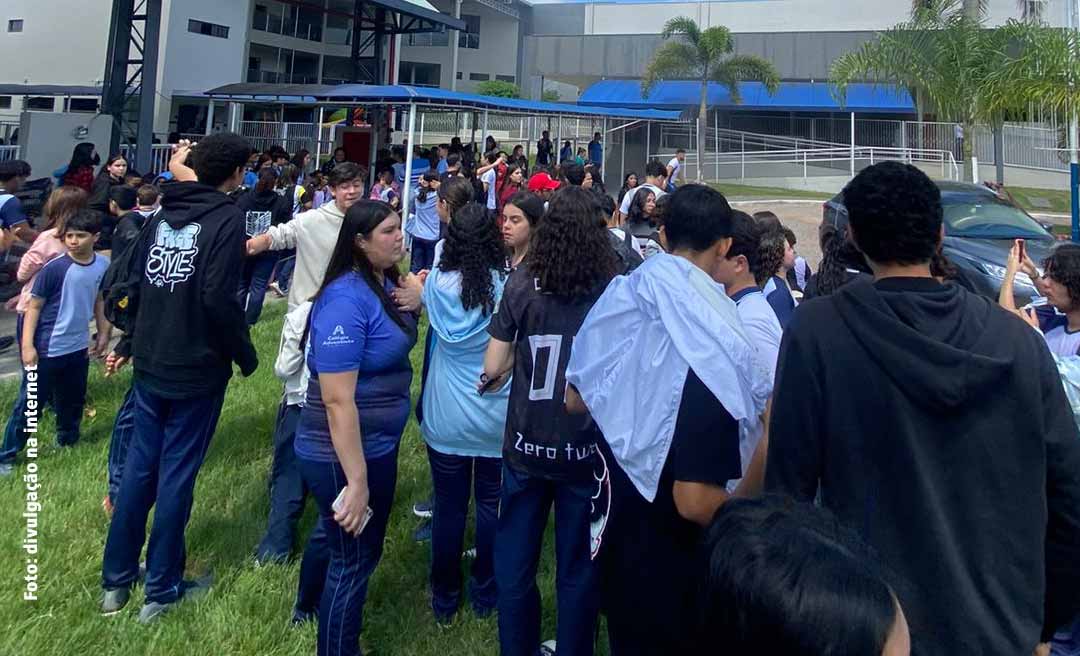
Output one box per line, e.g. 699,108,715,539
578,80,914,114
195,83,685,122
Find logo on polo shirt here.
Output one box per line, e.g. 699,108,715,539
323,324,354,346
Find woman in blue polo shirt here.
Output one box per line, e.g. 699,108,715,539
294,199,417,656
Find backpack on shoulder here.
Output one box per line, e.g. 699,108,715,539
100,213,157,333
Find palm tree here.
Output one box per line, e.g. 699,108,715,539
642,17,779,181
913,0,1045,21
832,0,1053,182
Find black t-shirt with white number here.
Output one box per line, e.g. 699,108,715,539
598,368,742,652
487,267,610,482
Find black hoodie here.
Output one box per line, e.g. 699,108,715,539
766,277,1080,656
234,187,292,236
118,182,257,398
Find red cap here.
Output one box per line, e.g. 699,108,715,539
527,172,561,192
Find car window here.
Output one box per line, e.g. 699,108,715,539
943,196,1050,239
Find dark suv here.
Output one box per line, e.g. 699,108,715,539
822,180,1059,307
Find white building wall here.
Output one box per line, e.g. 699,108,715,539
0,0,112,87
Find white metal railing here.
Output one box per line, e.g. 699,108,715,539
118,144,173,175
0,145,19,162
652,145,961,182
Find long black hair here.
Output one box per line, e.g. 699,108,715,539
439,203,507,315
697,496,901,655
98,153,127,181
315,200,414,339
438,176,475,218
528,186,617,297
627,188,655,227
815,223,870,297
505,191,544,228
67,143,99,171
417,170,440,204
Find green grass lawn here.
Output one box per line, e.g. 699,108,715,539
0,302,579,655
1004,186,1071,215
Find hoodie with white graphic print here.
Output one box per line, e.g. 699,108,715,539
117,181,258,398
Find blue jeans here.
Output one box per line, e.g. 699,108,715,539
256,402,307,561
274,251,296,293
495,464,600,656
101,382,226,603
297,448,399,656
239,250,279,325
410,237,438,274
106,386,137,504
427,445,501,620
1,348,89,463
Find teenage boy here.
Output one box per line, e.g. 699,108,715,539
0,159,40,243
436,143,450,174
0,210,110,476
766,161,1080,656
565,186,771,655
105,185,138,253
102,183,162,514
100,133,259,623
1001,242,1080,357
588,132,603,167
665,149,685,191
616,160,667,222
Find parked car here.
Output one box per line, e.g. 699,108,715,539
822,180,1060,307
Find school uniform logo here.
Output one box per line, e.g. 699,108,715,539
322,324,355,346
146,222,201,291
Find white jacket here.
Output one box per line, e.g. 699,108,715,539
274,301,312,407
267,200,345,310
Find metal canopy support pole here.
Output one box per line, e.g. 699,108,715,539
315,105,325,170
620,122,626,187
600,117,607,182
525,116,532,163
850,111,856,178
714,110,719,180
646,121,651,162
557,115,562,164
419,112,425,147
228,102,241,132
403,103,416,222
134,0,161,173
205,102,215,136
482,109,489,152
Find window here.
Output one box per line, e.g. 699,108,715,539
496,75,516,83
0,97,10,110
459,15,480,49
469,72,489,81
400,61,441,87
252,1,320,41
25,97,54,111
188,19,229,38
66,98,99,113
456,72,463,80
7,19,23,33
409,30,449,47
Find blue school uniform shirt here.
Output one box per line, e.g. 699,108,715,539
0,192,29,230
762,275,795,329
408,187,441,242
437,158,449,175
30,253,110,358
294,272,417,463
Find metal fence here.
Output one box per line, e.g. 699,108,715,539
118,144,173,175
0,146,19,162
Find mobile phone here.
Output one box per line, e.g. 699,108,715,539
478,372,503,396
331,487,375,535
1017,238,1026,264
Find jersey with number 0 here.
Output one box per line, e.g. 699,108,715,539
487,267,609,482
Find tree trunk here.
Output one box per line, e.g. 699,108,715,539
916,92,924,152
962,0,981,20
963,120,976,182
698,78,708,181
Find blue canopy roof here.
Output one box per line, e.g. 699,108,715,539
198,83,685,122
579,80,914,114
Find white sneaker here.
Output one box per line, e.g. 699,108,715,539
540,640,557,656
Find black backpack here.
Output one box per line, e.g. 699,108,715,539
100,213,157,333
608,228,643,275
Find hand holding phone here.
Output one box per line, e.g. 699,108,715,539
332,486,374,536
1017,239,1026,266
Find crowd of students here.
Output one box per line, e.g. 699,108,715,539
0,130,1079,656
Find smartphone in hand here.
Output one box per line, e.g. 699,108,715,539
1017,238,1026,264
332,487,374,535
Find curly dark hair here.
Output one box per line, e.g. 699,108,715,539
815,223,870,297
843,161,942,265
756,228,787,286
627,188,656,227
527,185,617,297
439,203,507,315
1044,243,1080,308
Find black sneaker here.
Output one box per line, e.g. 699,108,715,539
412,498,434,519
291,605,317,625
413,519,432,543
100,588,131,616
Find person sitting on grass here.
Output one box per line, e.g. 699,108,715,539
0,209,111,476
